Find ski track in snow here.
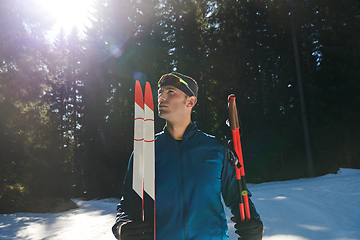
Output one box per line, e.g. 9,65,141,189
1,168,359,240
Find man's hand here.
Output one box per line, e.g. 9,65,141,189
231,217,263,240
116,220,153,240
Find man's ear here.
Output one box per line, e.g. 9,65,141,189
186,96,197,108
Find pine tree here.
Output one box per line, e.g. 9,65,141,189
0,0,56,209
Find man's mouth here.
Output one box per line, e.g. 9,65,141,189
158,103,167,108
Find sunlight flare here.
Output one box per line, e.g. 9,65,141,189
38,0,95,35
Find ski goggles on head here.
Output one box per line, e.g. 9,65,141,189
158,73,197,97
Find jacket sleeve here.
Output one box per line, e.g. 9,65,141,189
112,153,134,238
221,148,261,220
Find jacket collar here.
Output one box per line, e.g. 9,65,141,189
163,122,198,143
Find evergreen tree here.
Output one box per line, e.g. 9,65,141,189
0,0,55,208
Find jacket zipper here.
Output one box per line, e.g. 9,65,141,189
178,141,187,240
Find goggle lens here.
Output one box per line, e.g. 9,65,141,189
158,74,181,87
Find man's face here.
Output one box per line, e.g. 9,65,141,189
157,85,188,120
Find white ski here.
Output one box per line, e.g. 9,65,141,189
133,81,155,239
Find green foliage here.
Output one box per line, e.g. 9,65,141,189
0,0,56,205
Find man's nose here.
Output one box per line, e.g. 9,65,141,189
158,92,165,101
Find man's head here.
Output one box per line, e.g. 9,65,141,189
157,72,198,122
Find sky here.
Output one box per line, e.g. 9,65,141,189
0,168,359,239
38,0,96,40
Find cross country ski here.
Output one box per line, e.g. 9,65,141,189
133,81,156,239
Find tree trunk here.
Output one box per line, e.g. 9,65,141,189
290,10,316,177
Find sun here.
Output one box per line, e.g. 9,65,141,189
39,0,95,37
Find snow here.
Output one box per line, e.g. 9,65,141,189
1,168,359,240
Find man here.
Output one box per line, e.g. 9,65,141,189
112,72,263,240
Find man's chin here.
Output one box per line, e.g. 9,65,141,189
158,110,168,120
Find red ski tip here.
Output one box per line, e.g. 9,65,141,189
135,81,144,109
145,82,154,111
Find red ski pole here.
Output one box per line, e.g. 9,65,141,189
228,94,251,222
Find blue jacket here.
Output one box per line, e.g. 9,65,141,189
113,123,260,239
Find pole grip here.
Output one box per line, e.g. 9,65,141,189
228,94,239,130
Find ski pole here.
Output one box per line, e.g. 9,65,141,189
228,94,251,222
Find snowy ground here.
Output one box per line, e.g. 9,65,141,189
0,168,359,240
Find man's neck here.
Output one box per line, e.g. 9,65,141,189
166,119,192,140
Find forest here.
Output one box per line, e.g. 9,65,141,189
0,0,359,211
